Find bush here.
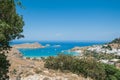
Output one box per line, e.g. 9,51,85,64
104,64,120,80
45,54,105,80
26,57,30,59
44,54,120,80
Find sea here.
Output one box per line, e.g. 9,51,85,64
10,41,106,58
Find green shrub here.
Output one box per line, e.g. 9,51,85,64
45,54,105,80
44,54,120,80
26,57,30,59
104,64,120,80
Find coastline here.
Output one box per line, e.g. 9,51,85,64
7,41,120,79
8,45,90,80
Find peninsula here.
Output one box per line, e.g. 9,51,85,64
12,42,44,49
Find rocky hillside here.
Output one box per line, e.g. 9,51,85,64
109,38,120,49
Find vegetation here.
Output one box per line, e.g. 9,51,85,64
102,45,112,50
0,0,24,79
26,57,30,59
0,0,24,47
45,54,120,80
0,53,10,79
104,64,120,80
110,38,120,44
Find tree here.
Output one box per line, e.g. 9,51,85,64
0,0,24,47
0,0,24,79
0,53,10,80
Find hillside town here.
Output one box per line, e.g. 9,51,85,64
71,38,120,68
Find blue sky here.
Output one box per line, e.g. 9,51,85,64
17,0,120,41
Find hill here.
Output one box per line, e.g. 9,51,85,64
110,38,120,44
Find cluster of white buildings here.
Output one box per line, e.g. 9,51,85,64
87,45,120,56
86,45,120,65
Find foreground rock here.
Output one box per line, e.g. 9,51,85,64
12,42,44,49
20,74,91,80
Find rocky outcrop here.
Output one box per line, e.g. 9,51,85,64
109,43,120,49
12,42,44,49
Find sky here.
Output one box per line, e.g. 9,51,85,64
17,0,120,42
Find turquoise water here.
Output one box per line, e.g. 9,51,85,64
11,41,106,57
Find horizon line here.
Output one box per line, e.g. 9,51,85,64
11,40,110,43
